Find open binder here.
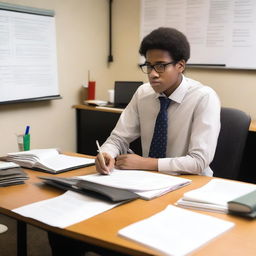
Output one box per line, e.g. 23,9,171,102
39,176,139,203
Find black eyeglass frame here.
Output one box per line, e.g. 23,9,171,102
139,61,176,74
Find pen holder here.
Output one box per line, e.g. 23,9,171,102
17,134,24,151
81,85,88,102
23,134,30,151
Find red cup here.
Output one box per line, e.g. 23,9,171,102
88,81,95,100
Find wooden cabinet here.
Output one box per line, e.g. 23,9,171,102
74,105,141,156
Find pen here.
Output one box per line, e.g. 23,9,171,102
127,148,135,154
96,140,106,166
25,126,30,135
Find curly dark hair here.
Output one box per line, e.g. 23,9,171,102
139,27,190,63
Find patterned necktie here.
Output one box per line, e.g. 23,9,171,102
149,97,172,158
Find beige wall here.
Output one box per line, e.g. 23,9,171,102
1,0,256,155
0,0,110,155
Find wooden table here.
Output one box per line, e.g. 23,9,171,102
1,163,256,256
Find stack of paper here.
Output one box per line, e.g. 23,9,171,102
119,205,234,256
176,179,256,213
0,161,28,186
76,169,192,200
5,148,95,174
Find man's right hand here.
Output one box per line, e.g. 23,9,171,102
95,152,115,175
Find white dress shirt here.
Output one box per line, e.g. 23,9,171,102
101,75,221,176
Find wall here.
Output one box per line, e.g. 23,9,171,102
1,0,256,156
0,0,110,155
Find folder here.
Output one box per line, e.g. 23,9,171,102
39,176,139,203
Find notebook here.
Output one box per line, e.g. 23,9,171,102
176,179,256,214
5,149,95,174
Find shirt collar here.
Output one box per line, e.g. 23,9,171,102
155,74,189,104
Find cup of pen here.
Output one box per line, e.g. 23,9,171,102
17,134,30,151
17,126,30,151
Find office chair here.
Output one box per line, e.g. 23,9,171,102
210,107,251,180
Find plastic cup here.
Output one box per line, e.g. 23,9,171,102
17,134,24,151
23,134,30,151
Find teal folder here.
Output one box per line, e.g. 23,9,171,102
228,190,256,218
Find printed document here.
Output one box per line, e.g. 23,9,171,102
13,191,120,228
119,205,234,256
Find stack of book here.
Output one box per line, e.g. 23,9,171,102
176,179,256,218
0,161,28,186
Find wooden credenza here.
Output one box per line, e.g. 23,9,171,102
73,105,141,156
73,104,256,183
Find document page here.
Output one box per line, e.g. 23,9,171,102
77,170,191,192
119,205,234,256
38,154,95,171
13,191,120,228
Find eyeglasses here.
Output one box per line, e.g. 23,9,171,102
139,61,176,74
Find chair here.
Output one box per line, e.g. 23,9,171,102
210,107,251,180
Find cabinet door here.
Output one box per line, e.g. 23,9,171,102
76,109,142,156
76,109,120,155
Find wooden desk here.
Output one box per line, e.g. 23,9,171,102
1,163,256,256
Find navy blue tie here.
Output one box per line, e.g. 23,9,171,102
149,97,171,158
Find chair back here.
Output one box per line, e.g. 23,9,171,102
210,107,250,180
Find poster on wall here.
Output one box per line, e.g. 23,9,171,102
0,4,60,104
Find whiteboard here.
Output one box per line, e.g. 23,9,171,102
0,4,60,104
140,0,256,69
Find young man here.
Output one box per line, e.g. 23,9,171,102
48,27,220,256
96,27,220,176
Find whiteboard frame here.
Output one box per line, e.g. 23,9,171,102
0,2,60,104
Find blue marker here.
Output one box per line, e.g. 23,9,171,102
25,126,30,135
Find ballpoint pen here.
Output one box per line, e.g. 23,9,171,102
96,140,106,166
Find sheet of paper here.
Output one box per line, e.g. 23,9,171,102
77,170,191,192
12,191,120,228
38,154,95,171
119,205,234,256
0,161,20,169
136,182,190,200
